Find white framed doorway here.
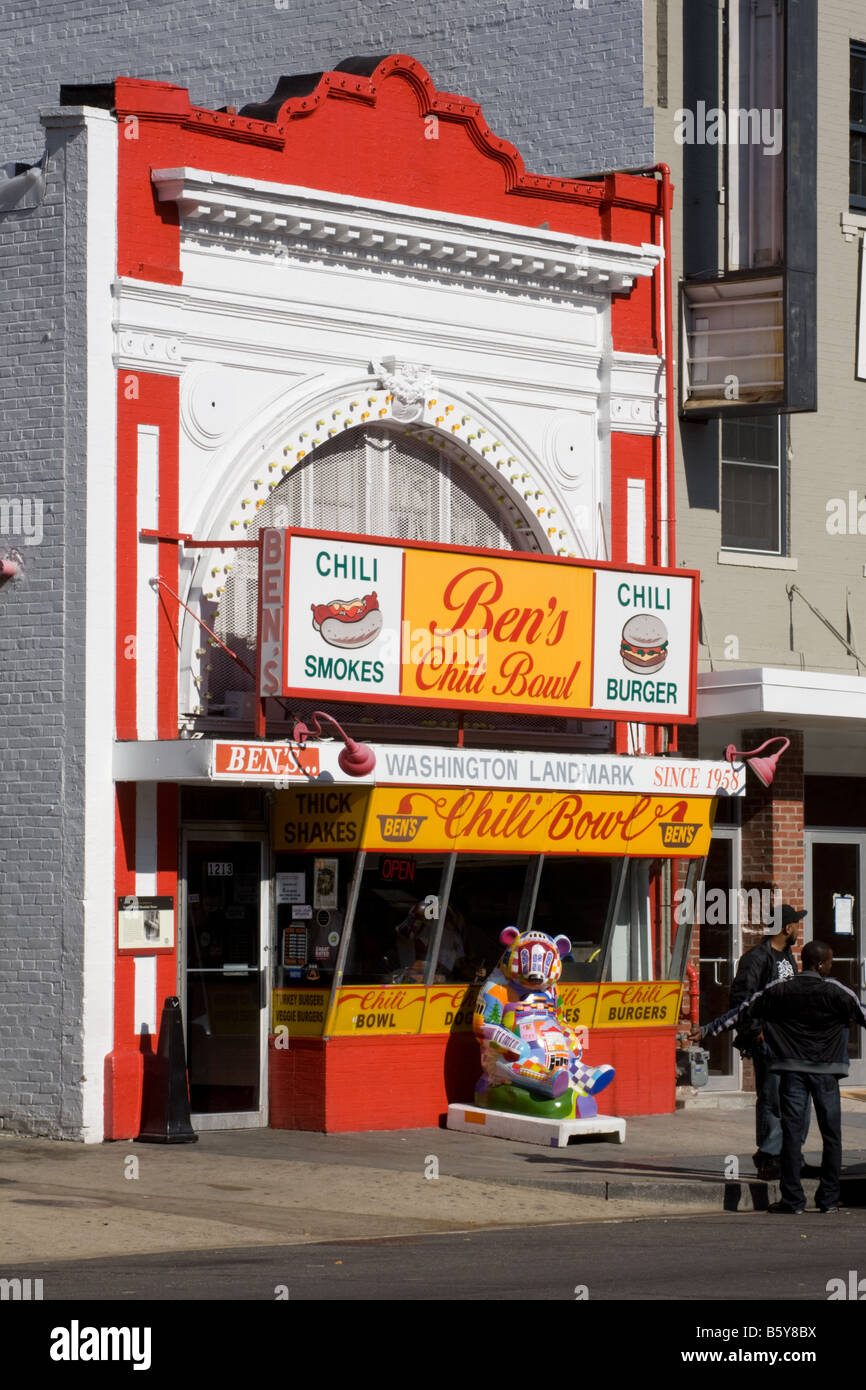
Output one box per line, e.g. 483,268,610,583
699,825,743,1091
180,830,270,1129
805,830,866,1087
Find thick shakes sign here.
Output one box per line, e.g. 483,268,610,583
260,528,698,723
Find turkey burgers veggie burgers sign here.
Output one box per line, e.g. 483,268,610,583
264,529,698,722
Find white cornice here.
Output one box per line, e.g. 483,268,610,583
152,167,662,301
698,667,866,725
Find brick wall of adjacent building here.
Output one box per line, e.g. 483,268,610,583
0,0,652,175
0,118,89,1136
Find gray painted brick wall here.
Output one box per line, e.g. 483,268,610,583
0,123,87,1138
1,0,651,174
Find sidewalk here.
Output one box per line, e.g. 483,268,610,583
2,1099,866,1266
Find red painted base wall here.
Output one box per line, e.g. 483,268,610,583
268,1028,676,1131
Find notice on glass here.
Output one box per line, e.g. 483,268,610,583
833,893,855,935
314,858,338,910
276,872,305,905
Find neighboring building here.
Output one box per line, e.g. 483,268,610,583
0,40,739,1140
644,0,866,1097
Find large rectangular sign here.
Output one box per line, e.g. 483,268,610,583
272,786,715,857
259,529,699,723
212,742,744,796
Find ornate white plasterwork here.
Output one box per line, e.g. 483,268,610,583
114,328,183,373
370,359,436,422
151,167,662,305
608,352,665,436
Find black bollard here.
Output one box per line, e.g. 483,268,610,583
136,996,198,1144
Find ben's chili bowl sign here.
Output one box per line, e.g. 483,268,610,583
361,787,714,857
266,529,698,723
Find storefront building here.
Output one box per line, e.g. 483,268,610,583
3,53,745,1139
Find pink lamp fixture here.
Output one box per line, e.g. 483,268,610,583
724,736,790,789
292,710,376,778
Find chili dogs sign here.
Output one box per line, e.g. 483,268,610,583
259,529,699,723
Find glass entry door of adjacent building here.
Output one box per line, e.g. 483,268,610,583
183,835,269,1128
699,827,741,1091
805,831,866,1087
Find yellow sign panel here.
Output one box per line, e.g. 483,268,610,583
421,985,481,1033
272,786,371,852
593,982,683,1028
401,549,594,713
557,984,601,1027
327,985,427,1036
361,787,715,858
271,988,330,1036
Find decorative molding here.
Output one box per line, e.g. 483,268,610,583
114,328,183,374
609,396,660,433
608,351,665,435
152,167,661,304
370,359,436,422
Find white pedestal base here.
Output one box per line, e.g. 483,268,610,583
446,1102,626,1148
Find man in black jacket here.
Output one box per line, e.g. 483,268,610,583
692,940,866,1214
729,904,805,1180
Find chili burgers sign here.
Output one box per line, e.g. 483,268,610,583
258,528,699,723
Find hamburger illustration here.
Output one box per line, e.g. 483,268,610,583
620,613,669,674
311,592,383,650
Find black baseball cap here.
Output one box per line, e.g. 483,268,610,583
779,905,807,927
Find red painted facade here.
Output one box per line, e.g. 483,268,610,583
107,55,683,1138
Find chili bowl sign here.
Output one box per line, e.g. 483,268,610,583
261,528,699,723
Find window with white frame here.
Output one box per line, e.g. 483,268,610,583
852,42,866,212
720,414,784,553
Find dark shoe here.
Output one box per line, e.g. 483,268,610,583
817,1204,840,1214
767,1200,805,1214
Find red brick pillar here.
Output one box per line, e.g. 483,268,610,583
740,727,805,939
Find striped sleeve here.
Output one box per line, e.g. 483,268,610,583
827,977,866,1029
700,977,786,1040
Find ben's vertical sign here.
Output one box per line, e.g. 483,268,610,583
259,529,287,697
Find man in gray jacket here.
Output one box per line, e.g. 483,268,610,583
692,940,866,1213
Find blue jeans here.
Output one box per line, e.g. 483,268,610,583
754,1051,810,1157
779,1072,842,1211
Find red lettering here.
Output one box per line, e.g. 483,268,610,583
442,567,503,631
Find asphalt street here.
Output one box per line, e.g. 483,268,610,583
10,1208,866,1301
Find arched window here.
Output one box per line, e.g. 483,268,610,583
195,424,539,730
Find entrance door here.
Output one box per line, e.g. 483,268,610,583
805,832,866,1086
699,828,741,1090
183,836,269,1128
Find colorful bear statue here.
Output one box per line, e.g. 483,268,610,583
473,926,615,1120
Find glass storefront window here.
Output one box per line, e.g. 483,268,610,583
271,847,709,992
342,854,451,984
443,855,533,983
532,857,613,982
273,850,356,987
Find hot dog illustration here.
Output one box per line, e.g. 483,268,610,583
311,592,383,649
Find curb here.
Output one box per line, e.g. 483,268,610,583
445,1168,866,1212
